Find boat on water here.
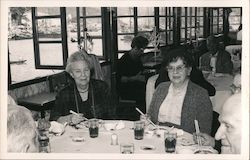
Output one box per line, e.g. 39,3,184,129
10,59,27,65
9,54,27,65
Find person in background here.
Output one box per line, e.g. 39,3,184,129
7,105,39,152
155,47,216,96
148,48,213,134
200,35,233,74
50,51,116,124
117,35,149,113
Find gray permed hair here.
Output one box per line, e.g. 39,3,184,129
65,50,92,74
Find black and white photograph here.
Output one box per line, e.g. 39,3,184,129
0,0,249,160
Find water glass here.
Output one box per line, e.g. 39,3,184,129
120,143,134,154
134,121,145,140
164,132,177,153
140,114,150,127
39,136,51,153
88,119,99,138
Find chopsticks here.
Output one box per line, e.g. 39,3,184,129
194,120,202,149
69,110,88,121
135,107,157,128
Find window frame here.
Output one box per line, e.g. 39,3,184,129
32,7,68,69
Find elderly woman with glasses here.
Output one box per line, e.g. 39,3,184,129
50,51,116,125
148,48,213,135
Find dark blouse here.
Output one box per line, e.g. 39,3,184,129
50,79,116,121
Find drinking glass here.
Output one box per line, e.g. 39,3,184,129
164,132,177,153
120,143,134,154
134,121,145,140
88,119,99,138
140,114,150,127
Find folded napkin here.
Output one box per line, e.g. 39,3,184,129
104,120,125,131
49,121,66,136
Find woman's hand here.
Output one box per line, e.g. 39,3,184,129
57,114,85,125
71,114,85,125
193,132,215,147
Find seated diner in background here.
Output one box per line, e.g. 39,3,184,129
7,104,39,152
148,48,213,135
200,35,233,74
155,46,216,96
49,50,116,124
116,35,149,113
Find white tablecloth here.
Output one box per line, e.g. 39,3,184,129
50,120,195,153
146,74,233,114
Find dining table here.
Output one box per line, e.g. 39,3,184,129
49,120,214,154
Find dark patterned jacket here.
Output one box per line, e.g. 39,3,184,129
50,79,116,121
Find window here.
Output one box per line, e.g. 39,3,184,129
77,7,104,58
209,8,224,35
228,8,242,31
32,7,68,69
116,7,174,55
8,7,62,84
180,7,204,43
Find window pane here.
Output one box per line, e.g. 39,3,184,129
137,7,154,16
82,7,101,16
167,18,174,30
90,39,103,56
86,18,102,36
167,31,173,43
36,7,60,16
9,7,62,84
117,17,134,33
118,35,133,50
197,17,203,26
159,32,166,45
39,43,63,66
197,28,203,37
213,26,218,34
213,9,218,16
181,29,186,39
181,8,186,16
213,17,218,24
197,8,203,16
37,19,62,41
159,7,165,15
219,25,223,33
159,17,166,30
117,7,134,16
138,17,155,31
181,17,186,28
67,8,79,54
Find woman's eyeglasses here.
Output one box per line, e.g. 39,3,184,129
167,65,186,73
